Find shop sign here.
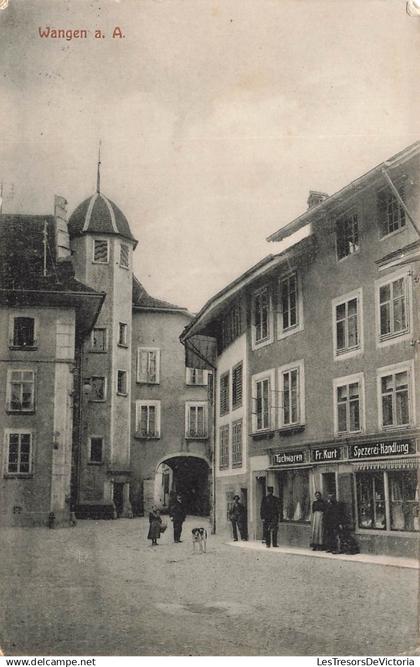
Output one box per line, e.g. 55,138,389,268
272,450,305,465
350,438,416,460
311,446,341,463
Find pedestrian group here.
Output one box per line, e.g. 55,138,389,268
147,491,186,546
147,487,359,555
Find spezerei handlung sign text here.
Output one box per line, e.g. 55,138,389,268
350,439,416,460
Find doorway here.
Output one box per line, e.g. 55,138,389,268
156,456,210,516
322,472,337,498
113,482,124,517
240,488,248,539
255,476,266,540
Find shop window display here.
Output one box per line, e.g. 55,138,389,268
389,470,419,532
356,473,386,530
279,469,310,522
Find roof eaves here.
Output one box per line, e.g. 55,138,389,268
133,304,192,315
267,141,420,243
181,251,298,342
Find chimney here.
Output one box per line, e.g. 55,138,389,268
54,194,71,259
307,190,329,209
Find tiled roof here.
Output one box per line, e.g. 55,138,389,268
132,275,188,312
68,192,136,244
0,214,100,294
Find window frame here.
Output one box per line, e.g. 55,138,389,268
9,315,38,350
277,271,304,340
219,424,230,470
377,183,406,239
333,372,365,436
135,400,161,439
185,401,208,439
56,319,75,361
90,327,108,353
375,269,412,348
92,238,110,264
251,368,275,433
278,359,305,429
6,369,35,414
335,207,360,262
118,322,128,348
116,370,128,396
232,362,243,411
231,418,243,468
88,435,104,465
89,376,107,402
377,360,415,431
221,300,243,350
251,285,273,350
219,371,230,416
136,347,161,384
120,243,129,269
332,288,363,360
185,368,208,386
4,430,33,477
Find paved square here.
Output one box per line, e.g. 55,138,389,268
1,518,417,655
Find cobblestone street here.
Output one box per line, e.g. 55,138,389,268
1,517,418,656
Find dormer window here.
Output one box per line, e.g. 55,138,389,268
10,317,36,349
336,210,359,260
378,184,406,237
93,239,109,264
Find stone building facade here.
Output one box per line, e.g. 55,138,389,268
0,203,103,526
181,142,420,556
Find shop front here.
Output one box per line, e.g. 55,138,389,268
259,438,419,557
349,438,419,557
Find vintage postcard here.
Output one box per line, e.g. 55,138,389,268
0,0,419,659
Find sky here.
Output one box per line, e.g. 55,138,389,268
0,0,419,311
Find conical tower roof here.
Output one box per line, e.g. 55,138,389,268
68,192,137,245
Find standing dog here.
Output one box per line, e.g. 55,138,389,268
192,527,208,554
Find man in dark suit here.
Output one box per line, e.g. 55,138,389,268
229,495,247,541
323,493,344,554
260,486,280,548
169,493,187,543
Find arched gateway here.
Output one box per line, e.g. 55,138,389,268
154,454,210,516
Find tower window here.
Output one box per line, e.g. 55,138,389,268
120,244,129,269
93,239,109,264
117,370,128,396
90,376,107,402
89,437,104,464
118,323,128,347
91,328,107,352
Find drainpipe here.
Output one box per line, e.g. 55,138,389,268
211,368,217,535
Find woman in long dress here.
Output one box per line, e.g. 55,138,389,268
147,506,162,546
310,491,325,550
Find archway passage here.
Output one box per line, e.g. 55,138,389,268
157,456,210,516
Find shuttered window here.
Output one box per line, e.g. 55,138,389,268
219,425,229,469
120,244,129,269
93,239,109,263
231,419,243,467
232,363,243,410
220,372,230,416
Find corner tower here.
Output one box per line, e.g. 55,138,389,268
68,174,137,518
